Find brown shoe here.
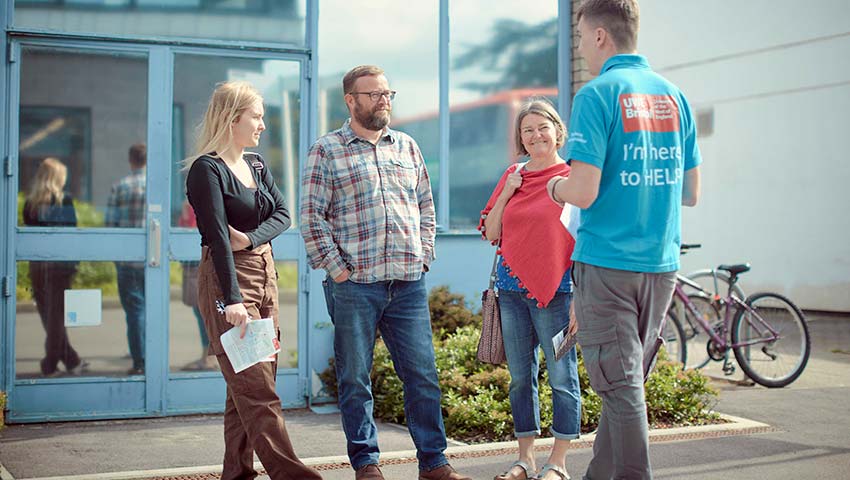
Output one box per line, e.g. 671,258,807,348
418,464,472,480
355,464,385,480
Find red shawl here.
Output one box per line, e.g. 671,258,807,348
479,162,575,308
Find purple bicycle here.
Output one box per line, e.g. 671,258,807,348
663,244,811,387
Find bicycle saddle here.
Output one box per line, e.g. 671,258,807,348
717,263,751,275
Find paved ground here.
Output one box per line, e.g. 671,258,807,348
1,313,848,480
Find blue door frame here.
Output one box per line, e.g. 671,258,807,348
1,37,315,422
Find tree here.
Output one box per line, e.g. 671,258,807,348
453,18,558,93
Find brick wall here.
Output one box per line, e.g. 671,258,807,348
571,0,594,94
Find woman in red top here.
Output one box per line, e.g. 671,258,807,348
480,99,580,480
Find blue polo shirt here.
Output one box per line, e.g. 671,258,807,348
566,54,701,273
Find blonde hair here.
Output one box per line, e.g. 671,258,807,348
183,81,263,170
26,157,67,216
514,98,567,156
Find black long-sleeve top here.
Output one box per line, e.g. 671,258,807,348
186,152,291,305
23,195,77,227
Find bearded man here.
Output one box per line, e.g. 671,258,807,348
300,65,469,480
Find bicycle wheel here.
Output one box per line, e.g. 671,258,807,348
660,310,687,366
731,292,810,388
681,293,721,370
685,269,746,302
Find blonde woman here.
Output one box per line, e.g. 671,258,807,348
185,81,322,480
23,157,85,376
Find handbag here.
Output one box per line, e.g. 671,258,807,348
477,250,507,364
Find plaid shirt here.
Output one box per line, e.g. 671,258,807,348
105,168,146,228
300,119,436,282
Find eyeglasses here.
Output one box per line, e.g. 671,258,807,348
349,90,397,102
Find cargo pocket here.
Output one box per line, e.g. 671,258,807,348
578,323,628,392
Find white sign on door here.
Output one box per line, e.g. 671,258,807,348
65,289,102,327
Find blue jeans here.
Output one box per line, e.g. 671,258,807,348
116,264,145,370
499,291,581,440
322,275,448,471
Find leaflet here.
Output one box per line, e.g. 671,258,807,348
552,326,577,362
559,203,579,239
220,318,280,373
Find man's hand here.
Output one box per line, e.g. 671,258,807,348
333,269,351,283
568,301,579,336
228,225,251,252
224,303,250,339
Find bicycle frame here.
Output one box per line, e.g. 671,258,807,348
672,276,782,351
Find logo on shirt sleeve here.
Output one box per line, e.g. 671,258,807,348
620,94,680,133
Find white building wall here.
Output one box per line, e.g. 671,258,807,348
639,0,850,311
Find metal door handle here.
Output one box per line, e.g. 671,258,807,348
148,218,161,267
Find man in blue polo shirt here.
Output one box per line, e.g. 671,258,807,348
547,0,701,478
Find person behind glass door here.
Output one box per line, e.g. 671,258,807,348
105,143,147,375
23,157,86,377
479,99,580,480
185,81,322,480
177,200,216,371
300,65,471,480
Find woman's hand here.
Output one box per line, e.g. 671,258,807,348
228,225,251,251
499,171,523,200
568,301,579,336
224,303,250,338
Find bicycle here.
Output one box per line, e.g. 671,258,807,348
663,244,811,387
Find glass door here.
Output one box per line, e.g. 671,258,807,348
7,40,162,421
4,41,311,422
162,50,309,413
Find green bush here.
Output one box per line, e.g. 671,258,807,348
0,391,6,430
428,285,481,339
319,286,720,443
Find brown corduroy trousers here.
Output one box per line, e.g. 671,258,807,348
198,244,322,480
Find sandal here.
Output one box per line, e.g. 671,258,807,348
535,463,570,480
494,460,534,480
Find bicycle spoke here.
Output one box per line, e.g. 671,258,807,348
732,293,810,387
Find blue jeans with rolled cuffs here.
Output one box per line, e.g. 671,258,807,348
499,290,581,440
322,275,449,471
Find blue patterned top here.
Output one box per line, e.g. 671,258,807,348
495,256,572,293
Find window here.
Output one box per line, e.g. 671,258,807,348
14,0,305,45
17,46,148,229
318,0,440,211
449,0,558,230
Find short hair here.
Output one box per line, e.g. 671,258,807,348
514,98,567,156
129,143,147,168
577,0,640,53
342,65,385,94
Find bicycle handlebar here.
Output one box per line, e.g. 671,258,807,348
680,243,702,253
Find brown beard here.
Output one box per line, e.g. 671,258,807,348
353,99,391,131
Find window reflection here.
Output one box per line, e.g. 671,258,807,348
449,1,558,229
318,1,440,213
171,55,301,228
17,46,148,229
15,260,146,378
14,0,305,45
168,260,299,371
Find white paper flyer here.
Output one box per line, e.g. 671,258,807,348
560,203,580,239
219,318,280,373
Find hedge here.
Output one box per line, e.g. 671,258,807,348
320,286,719,443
